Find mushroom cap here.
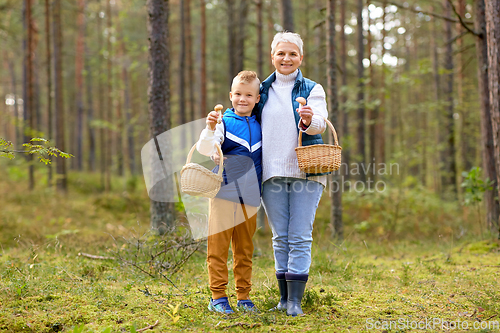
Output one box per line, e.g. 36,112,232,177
214,104,224,111
295,97,306,105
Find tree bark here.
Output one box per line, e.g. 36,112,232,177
327,0,342,241
53,0,67,191
485,0,500,236
280,0,294,32
378,0,386,165
256,0,264,80
340,0,349,181
367,0,377,180
75,0,85,171
476,0,500,235
105,0,113,188
25,0,35,190
200,0,207,117
98,1,106,190
147,0,175,233
185,0,195,122
85,32,95,172
443,0,457,197
357,0,366,183
179,0,187,125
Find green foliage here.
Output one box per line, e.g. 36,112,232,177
0,137,73,165
461,167,493,206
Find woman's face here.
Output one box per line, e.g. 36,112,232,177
271,42,303,75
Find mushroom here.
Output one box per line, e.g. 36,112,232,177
214,104,224,123
295,97,307,106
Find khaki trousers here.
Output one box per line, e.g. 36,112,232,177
207,198,257,300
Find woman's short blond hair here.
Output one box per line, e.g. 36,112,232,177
271,32,304,56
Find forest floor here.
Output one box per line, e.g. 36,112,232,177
1,164,500,333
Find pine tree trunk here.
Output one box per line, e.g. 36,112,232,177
367,0,377,180
53,0,67,191
357,0,366,183
378,0,386,165
443,0,457,197
200,0,207,117
340,0,349,181
75,0,85,171
97,1,106,190
26,0,35,190
185,0,195,123
256,0,264,80
105,0,113,189
476,0,500,236
226,0,237,81
280,0,294,32
179,0,186,125
85,38,95,172
327,0,342,241
235,0,248,73
147,0,174,233
485,0,500,237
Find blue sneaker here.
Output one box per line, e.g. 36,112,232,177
208,297,234,314
237,299,259,313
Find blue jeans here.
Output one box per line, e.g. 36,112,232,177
262,177,323,275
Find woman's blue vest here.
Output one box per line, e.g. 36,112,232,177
253,69,329,176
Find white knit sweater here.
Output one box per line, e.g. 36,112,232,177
261,70,328,186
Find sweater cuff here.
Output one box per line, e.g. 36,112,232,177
300,115,326,135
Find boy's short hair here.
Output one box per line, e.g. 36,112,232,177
271,32,304,56
231,70,260,93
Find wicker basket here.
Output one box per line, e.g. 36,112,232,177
180,143,224,198
295,117,342,174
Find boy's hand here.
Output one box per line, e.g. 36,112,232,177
206,111,219,131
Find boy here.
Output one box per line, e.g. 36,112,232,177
196,71,262,314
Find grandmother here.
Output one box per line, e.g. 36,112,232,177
254,32,328,316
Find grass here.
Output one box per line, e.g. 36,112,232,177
1,161,500,332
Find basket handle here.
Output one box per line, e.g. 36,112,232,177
185,143,224,178
297,117,339,147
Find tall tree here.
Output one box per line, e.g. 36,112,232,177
476,0,500,235
179,0,187,125
147,0,174,233
367,0,377,179
485,0,500,236
357,0,366,183
280,0,294,32
256,0,264,80
75,0,85,171
25,0,35,190
378,0,387,165
53,0,67,191
105,0,113,188
327,0,342,241
45,0,53,187
225,0,248,81
85,6,95,172
340,0,349,181
98,1,106,189
200,0,207,117
185,0,195,122
443,0,457,196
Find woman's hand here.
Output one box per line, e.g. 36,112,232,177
297,105,314,127
206,111,219,131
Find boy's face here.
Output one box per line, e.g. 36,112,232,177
229,81,260,117
271,42,303,75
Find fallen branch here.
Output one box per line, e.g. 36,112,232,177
78,252,115,260
136,320,159,332
221,322,262,330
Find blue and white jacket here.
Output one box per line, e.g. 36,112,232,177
196,108,262,207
